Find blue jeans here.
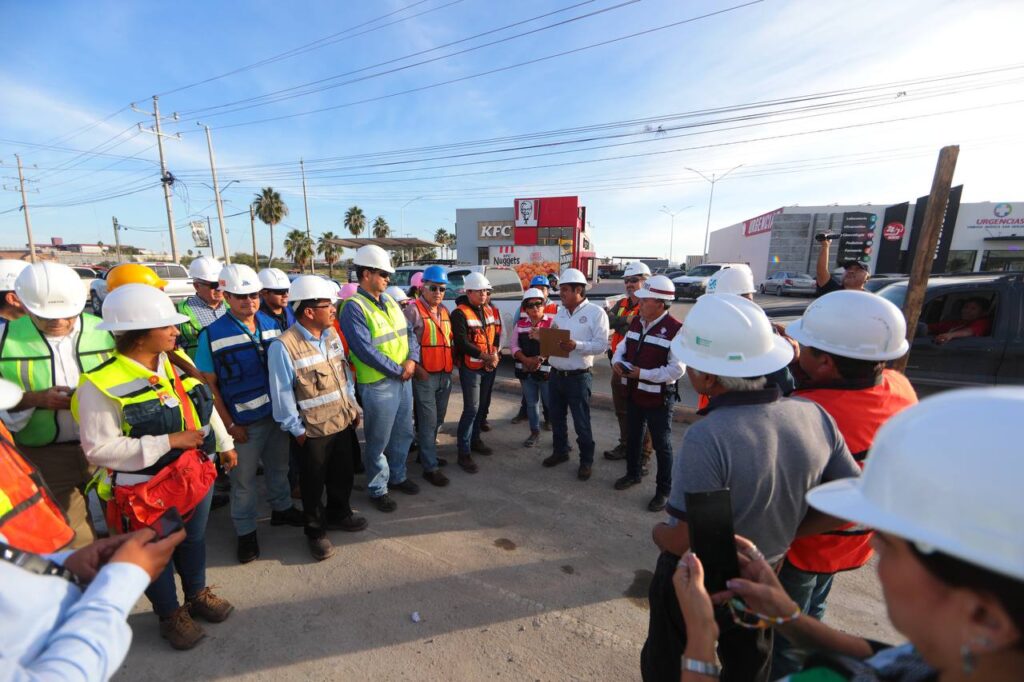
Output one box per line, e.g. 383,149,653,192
771,559,836,678
360,377,415,497
412,371,452,472
626,397,674,494
457,368,496,453
548,371,595,465
147,486,213,617
229,415,292,535
519,375,550,432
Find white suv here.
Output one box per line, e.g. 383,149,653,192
672,263,747,300
90,262,194,315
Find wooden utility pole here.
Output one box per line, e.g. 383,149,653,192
134,97,181,263
893,145,959,373
15,154,37,263
300,158,315,274
111,216,123,263
201,124,231,264
250,205,258,268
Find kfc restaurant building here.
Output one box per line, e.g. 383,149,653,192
455,196,598,284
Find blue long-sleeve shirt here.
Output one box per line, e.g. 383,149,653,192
267,323,358,438
339,288,419,381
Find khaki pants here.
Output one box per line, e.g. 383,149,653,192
610,370,652,456
20,442,95,549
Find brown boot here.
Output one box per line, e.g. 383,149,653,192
187,587,234,623
458,453,478,473
159,605,205,650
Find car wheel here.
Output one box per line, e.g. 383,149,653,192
90,292,102,315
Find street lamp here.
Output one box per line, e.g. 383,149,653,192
401,196,424,237
659,205,692,266
686,164,744,262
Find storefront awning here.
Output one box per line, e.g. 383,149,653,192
326,237,439,248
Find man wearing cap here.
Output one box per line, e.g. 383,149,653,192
542,268,609,481
814,235,869,296
257,267,295,332
641,293,861,682
0,260,28,332
610,275,684,512
177,256,227,357
0,262,115,548
195,264,303,564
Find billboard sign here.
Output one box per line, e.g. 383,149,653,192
515,198,539,227
190,220,211,249
477,220,513,240
836,212,878,265
743,208,784,237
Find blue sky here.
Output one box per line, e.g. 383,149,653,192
1,0,1022,264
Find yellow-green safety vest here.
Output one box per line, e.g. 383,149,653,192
344,293,409,384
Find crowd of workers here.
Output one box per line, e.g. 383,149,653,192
0,245,1020,681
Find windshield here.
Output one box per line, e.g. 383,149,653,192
686,265,721,277
444,271,467,300
879,283,907,308
391,269,421,288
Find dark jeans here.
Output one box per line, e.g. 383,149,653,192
626,397,674,494
147,487,213,617
641,551,773,682
772,559,836,678
457,367,496,452
295,428,356,539
548,371,595,465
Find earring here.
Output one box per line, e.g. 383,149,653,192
960,643,975,675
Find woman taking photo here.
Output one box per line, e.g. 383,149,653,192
510,288,553,448
671,387,1023,681
73,284,238,651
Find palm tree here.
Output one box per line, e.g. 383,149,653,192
284,229,314,272
434,228,448,259
371,215,390,239
252,187,289,267
344,205,366,238
318,231,341,278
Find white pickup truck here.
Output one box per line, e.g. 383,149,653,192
90,262,195,314
443,266,527,349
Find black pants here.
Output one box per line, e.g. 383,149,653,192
295,427,356,539
626,397,673,494
641,551,773,682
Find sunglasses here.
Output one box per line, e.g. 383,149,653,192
372,269,391,279
265,288,288,296
624,277,643,285
197,280,220,290
229,292,260,300
426,285,446,292
307,303,334,310
523,301,544,309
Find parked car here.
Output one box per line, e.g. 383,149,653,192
72,267,100,300
444,265,527,350
760,271,816,296
90,262,194,315
864,274,908,293
672,263,746,300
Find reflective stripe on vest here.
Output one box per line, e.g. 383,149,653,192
204,311,279,425
513,314,552,380
344,293,409,384
277,325,358,438
414,299,453,373
609,297,640,353
0,314,114,447
456,304,500,371
621,314,683,409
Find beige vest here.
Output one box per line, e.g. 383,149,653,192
278,325,359,438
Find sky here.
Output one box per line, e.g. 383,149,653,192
1,0,1022,265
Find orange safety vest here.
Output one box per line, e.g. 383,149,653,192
414,299,453,373
786,369,918,573
332,319,356,374
0,421,74,553
609,297,641,353
456,303,501,371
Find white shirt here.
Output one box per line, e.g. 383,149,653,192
548,299,610,371
77,353,233,478
611,311,686,385
1,319,82,443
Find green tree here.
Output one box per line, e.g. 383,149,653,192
252,187,289,267
344,205,366,238
433,228,448,259
371,215,390,239
318,231,341,278
284,229,314,272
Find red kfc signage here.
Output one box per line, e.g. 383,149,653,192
743,208,784,237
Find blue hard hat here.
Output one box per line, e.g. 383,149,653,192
530,275,550,288
422,265,448,284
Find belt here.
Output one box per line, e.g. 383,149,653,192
552,368,591,377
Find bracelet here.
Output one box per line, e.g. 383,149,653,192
682,657,721,678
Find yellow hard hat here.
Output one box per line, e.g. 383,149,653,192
106,263,167,291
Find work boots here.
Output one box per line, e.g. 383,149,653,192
160,605,205,650
188,587,234,623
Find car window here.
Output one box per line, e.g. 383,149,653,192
922,291,997,336
161,264,189,278
879,284,907,309
73,267,95,278
445,270,468,300
390,269,422,288
487,268,521,297
687,265,721,277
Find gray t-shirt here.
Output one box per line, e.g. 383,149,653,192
667,393,860,564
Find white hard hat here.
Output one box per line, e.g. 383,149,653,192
15,261,87,319
559,268,588,287
188,256,223,282
634,274,675,301
0,377,24,411
522,287,545,301
0,259,29,291
289,275,339,307
258,267,291,291
385,285,409,302
671,293,793,377
786,290,909,362
353,244,395,274
808,387,1024,582
462,272,492,291
623,261,651,278
218,263,261,295
706,266,755,296
97,283,189,332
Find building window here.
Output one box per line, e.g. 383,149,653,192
477,247,489,264
980,249,1024,272
944,250,977,273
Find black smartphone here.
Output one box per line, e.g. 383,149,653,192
150,507,184,540
684,489,741,593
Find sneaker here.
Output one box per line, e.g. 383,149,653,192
160,605,205,650
424,470,450,487
308,535,335,561
270,506,304,527
187,587,234,623
577,465,593,481
523,431,540,448
542,421,551,431
325,513,368,532
236,531,259,564
370,493,398,513
648,493,669,512
542,452,569,468
470,440,493,456
614,475,642,490
480,420,491,432
458,454,478,474
603,444,627,460
392,478,421,495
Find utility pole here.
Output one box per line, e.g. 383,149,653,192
111,216,123,263
200,124,230,264
206,216,216,257
250,205,258,268
893,145,959,373
660,205,692,266
300,158,315,273
1,155,39,263
687,164,744,263
134,96,181,263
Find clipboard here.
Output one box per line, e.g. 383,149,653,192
538,327,571,358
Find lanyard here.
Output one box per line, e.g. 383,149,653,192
0,541,81,586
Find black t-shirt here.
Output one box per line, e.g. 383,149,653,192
816,278,842,297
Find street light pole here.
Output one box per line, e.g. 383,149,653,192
199,124,231,264
659,205,692,266
687,164,743,263
400,196,423,264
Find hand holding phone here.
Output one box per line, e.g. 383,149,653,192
150,507,184,541
684,489,741,593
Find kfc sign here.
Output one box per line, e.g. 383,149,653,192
743,208,784,237
477,221,513,240
515,198,539,227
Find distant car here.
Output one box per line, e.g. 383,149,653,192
864,275,908,293
672,263,745,300
90,262,193,315
760,271,816,296
72,267,99,300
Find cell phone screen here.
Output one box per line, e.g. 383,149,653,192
151,507,184,540
684,489,741,593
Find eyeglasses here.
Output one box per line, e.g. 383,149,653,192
523,301,544,309
229,292,260,300
624,277,643,285
426,285,446,292
265,289,288,296
307,303,334,310
372,269,391,279
196,280,220,290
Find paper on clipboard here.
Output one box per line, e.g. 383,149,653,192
538,327,571,358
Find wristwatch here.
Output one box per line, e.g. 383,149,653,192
682,657,721,677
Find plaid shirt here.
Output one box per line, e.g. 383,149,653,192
183,295,226,328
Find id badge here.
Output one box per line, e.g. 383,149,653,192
161,394,180,409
